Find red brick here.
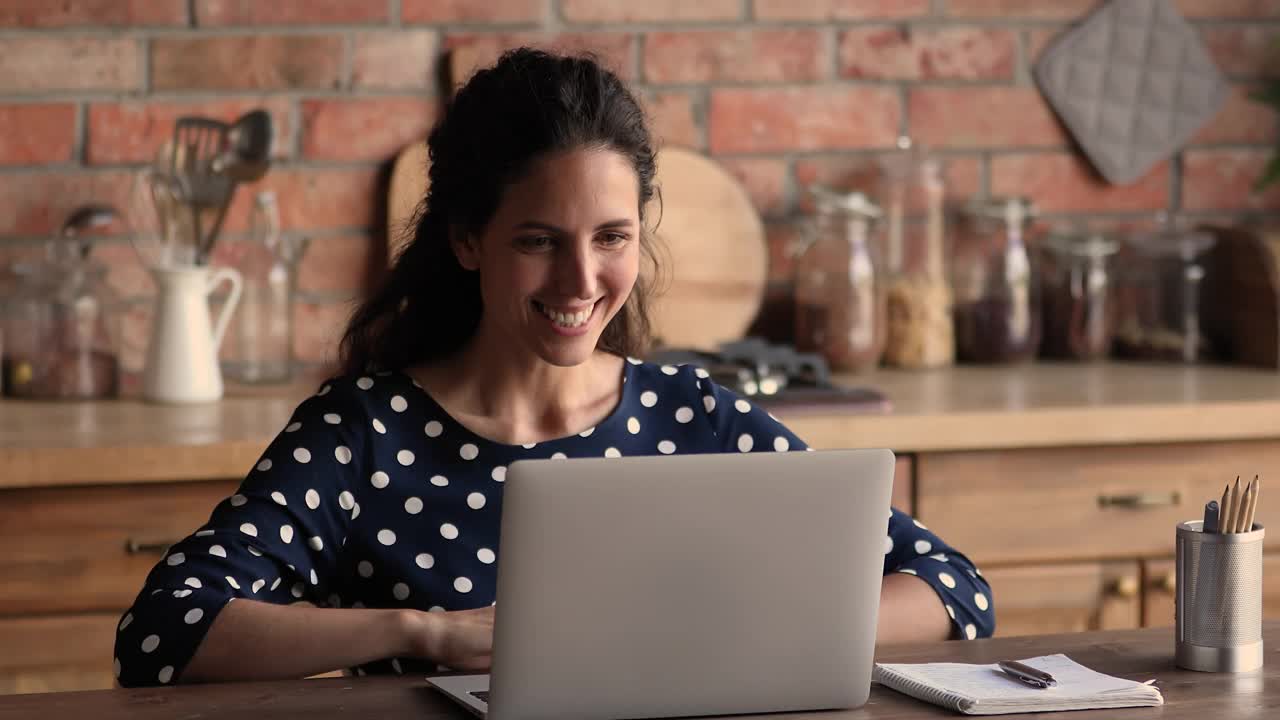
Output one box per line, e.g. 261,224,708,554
644,91,701,150
0,37,142,93
991,153,1170,212
352,32,439,90
297,233,379,295
301,97,436,162
794,153,983,211
87,98,294,166
1183,149,1280,211
0,0,186,27
293,299,356,368
0,171,135,237
718,157,791,217
1192,84,1277,145
709,87,902,153
151,36,343,91
945,0,1101,19
645,30,827,83
196,0,388,25
909,87,1069,148
1202,26,1280,78
0,105,76,165
839,26,1014,80
1174,0,1280,18
402,0,544,23
753,0,929,20
235,167,380,234
444,32,637,81
561,0,741,23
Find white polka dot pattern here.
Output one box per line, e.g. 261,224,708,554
114,361,993,686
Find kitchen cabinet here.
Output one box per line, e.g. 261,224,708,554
6,363,1280,693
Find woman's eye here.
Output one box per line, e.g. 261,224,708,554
599,232,629,246
518,235,554,250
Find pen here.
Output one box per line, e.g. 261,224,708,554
1203,500,1219,534
997,660,1057,689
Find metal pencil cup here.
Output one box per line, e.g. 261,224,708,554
1175,520,1265,672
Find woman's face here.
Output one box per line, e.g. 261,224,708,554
454,148,642,368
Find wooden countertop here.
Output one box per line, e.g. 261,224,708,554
3,622,1276,719
4,363,1280,489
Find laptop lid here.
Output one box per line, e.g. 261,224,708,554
485,448,895,720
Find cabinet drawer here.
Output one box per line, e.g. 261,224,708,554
981,561,1141,637
916,440,1280,565
0,480,238,616
0,612,117,694
1142,554,1280,628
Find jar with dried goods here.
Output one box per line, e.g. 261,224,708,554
953,197,1042,364
1040,231,1120,361
793,188,886,373
1114,227,1216,363
878,137,954,369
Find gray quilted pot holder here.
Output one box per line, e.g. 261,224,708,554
1034,0,1227,186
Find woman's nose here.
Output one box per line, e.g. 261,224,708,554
556,241,597,298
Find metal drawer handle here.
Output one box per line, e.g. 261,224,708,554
125,538,177,556
1109,575,1139,598
1097,491,1181,509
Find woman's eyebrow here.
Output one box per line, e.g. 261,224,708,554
513,219,635,232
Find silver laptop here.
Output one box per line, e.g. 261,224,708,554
427,448,895,720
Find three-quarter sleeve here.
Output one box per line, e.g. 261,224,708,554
113,381,366,687
696,370,995,640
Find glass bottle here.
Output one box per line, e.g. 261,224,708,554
219,192,308,384
1040,231,1120,361
3,245,121,399
878,137,954,369
1114,226,1216,363
793,187,886,373
953,197,1042,364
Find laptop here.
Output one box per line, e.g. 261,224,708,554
427,448,895,720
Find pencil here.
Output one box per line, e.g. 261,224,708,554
1232,476,1244,533
1220,481,1234,535
1235,479,1253,533
1244,476,1261,533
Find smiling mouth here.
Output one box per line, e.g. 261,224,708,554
533,300,597,329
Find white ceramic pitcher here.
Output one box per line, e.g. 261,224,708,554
142,265,243,404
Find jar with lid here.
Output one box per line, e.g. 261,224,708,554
792,187,886,373
1113,226,1216,363
3,246,121,399
877,137,954,369
952,197,1042,363
1039,231,1120,361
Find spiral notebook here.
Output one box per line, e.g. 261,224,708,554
873,654,1163,715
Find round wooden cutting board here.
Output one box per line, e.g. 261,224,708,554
385,144,767,351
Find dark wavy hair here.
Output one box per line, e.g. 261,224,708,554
340,47,661,375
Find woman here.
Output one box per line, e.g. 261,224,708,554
114,48,994,688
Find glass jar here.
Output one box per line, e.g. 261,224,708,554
1040,231,1120,361
793,187,886,373
953,197,1042,364
219,191,308,384
878,137,954,369
3,253,121,399
1113,227,1216,363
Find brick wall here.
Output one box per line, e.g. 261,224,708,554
1,0,1277,370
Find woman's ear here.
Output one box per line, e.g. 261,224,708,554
450,226,481,271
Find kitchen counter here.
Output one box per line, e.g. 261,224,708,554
4,363,1280,489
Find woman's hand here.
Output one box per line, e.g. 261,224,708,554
404,606,495,671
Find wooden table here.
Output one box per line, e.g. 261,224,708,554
2,623,1277,719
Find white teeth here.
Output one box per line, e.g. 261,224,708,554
537,303,591,328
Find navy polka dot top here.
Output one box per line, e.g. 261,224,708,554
114,359,995,687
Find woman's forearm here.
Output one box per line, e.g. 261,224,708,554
181,599,423,683
875,573,953,645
